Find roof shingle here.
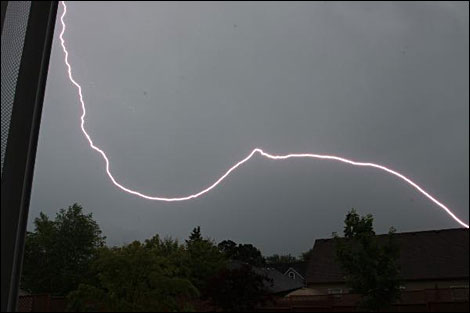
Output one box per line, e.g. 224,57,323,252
306,228,469,284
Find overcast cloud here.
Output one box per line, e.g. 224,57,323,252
29,1,469,256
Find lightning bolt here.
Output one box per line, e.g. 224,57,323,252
58,1,469,228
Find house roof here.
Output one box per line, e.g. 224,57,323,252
228,261,304,294
259,267,305,294
306,228,469,284
269,262,307,279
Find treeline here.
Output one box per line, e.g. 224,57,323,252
21,204,309,311
22,204,402,311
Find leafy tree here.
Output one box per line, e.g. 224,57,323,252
21,204,105,295
218,240,266,266
235,244,266,267
145,235,191,279
334,209,401,311
68,238,198,312
185,227,226,291
265,254,298,264
218,240,238,258
205,264,272,312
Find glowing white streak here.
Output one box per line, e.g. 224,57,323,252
58,1,469,228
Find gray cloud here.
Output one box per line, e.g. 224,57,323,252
30,1,468,255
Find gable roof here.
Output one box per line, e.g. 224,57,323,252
306,228,469,284
259,267,305,294
228,261,304,294
285,267,304,280
269,262,307,279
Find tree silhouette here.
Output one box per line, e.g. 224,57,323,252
335,209,401,311
21,203,105,295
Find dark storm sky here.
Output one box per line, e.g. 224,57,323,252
29,1,469,256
